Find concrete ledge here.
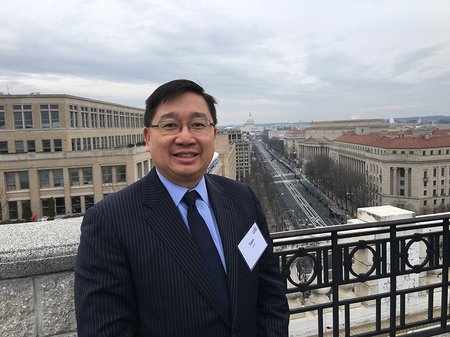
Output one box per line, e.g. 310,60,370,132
0,218,82,279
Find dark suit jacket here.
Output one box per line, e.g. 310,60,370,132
75,168,289,337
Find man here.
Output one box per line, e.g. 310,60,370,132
74,79,289,336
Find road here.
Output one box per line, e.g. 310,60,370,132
255,141,347,229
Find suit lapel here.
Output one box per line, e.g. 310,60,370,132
205,176,242,327
141,169,230,324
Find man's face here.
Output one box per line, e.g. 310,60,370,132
144,92,217,188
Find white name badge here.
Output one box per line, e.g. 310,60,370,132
238,223,268,271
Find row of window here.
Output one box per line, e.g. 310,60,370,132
1,104,61,129
423,189,450,197
4,166,126,191
0,134,144,154
423,167,450,178
335,141,450,157
423,198,447,207
4,195,95,220
71,134,143,151
0,104,144,130
0,139,62,154
69,105,143,129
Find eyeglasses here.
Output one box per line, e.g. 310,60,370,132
147,118,215,135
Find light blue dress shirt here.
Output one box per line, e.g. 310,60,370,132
156,170,227,271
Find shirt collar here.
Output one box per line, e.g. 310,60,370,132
156,169,210,206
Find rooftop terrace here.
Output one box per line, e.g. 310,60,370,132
0,206,449,336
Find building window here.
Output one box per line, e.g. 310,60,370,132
91,109,98,128
71,196,81,213
42,139,51,152
41,198,51,217
9,201,18,219
102,166,113,184
13,104,33,129
143,160,149,174
69,168,80,186
19,171,29,189
83,167,93,185
0,141,7,154
15,141,24,153
39,105,61,128
423,200,427,206
0,107,5,129
53,169,64,187
433,168,437,177
38,169,63,188
5,172,16,191
54,139,62,152
137,162,142,179
55,197,66,215
116,165,126,182
81,106,89,128
5,171,28,191
431,150,434,155
85,195,94,211
70,105,79,128
424,190,427,196
27,140,36,152
39,170,50,188
399,189,404,196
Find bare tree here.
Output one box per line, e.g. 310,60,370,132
304,156,374,215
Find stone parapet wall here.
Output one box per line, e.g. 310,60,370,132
0,219,81,337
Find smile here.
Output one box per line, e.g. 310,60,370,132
174,153,197,158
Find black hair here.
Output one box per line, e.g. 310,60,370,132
144,79,217,127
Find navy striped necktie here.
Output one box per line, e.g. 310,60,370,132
183,190,229,311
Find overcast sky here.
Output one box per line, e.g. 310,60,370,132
1,0,449,125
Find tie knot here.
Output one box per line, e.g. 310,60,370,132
183,190,200,207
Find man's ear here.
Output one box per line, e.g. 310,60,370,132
143,128,151,152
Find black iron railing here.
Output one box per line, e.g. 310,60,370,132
271,213,450,337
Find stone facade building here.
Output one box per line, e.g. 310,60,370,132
221,129,251,181
0,94,148,221
330,129,450,213
286,118,450,214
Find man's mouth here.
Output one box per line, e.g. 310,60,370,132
174,153,197,158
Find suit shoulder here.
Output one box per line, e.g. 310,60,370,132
206,174,253,196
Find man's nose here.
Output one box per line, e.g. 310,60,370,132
175,124,195,141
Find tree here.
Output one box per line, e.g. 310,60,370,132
0,188,8,222
304,156,374,215
22,201,32,221
47,197,56,219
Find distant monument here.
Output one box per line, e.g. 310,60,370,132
240,112,263,134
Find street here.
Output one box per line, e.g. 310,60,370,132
255,141,347,229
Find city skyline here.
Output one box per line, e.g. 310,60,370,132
1,0,449,126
